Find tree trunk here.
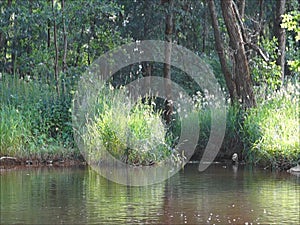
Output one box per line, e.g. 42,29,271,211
62,0,67,73
52,0,59,95
162,0,174,124
202,0,207,53
142,62,152,90
236,0,245,19
11,0,16,76
221,0,256,108
208,0,237,102
61,0,68,96
27,0,33,58
75,26,84,67
142,0,152,90
47,0,51,48
274,0,286,83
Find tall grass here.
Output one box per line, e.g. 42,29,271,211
2,72,298,168
0,74,77,160
82,86,172,166
0,105,31,157
242,81,300,168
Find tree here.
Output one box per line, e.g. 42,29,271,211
162,0,174,124
52,0,59,95
221,0,256,107
274,0,286,82
208,0,256,108
208,0,237,102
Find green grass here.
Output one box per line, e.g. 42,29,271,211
1,73,299,168
0,74,78,160
82,86,172,166
0,105,31,157
242,82,300,168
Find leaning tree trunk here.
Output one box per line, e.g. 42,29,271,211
208,0,237,102
162,0,174,124
221,0,256,108
274,0,286,83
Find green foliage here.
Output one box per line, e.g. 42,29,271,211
0,74,77,159
242,82,300,167
83,87,171,166
0,105,31,157
281,10,300,42
1,0,299,168
0,0,126,78
195,103,244,156
250,37,282,90
281,10,300,75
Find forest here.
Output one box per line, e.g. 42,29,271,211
0,0,299,170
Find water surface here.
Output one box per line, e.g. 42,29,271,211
1,164,299,224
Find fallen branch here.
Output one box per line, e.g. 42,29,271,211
0,156,17,161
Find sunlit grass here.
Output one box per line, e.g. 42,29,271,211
83,87,172,166
243,81,300,167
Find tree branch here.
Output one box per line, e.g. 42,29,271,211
232,1,269,62
248,42,269,62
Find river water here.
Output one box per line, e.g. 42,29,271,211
1,163,299,224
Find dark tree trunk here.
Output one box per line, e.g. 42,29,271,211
142,0,152,90
47,0,51,48
11,2,16,76
62,0,67,73
142,62,152,90
221,0,256,108
257,0,264,38
47,21,51,48
274,0,286,83
236,0,245,19
162,0,174,124
27,0,33,58
208,0,237,102
52,0,59,95
1,0,13,71
61,0,68,96
202,0,207,53
75,26,84,67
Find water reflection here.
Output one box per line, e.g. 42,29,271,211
0,164,299,224
160,164,300,224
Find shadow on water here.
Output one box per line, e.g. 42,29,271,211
0,164,299,224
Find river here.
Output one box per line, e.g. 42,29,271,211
1,163,299,224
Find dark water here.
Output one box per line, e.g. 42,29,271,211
1,164,299,224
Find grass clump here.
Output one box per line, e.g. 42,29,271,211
83,87,171,166
242,82,300,168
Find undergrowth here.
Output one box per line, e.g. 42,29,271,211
0,74,78,160
242,81,300,168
